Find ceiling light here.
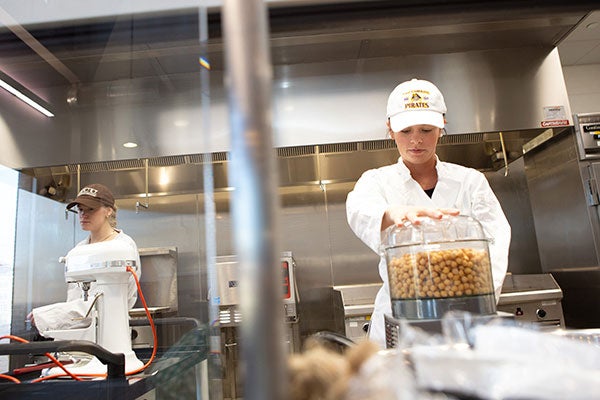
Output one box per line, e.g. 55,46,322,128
123,142,138,148
0,73,54,117
174,119,189,127
159,168,170,185
586,22,599,29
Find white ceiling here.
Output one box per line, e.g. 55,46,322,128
558,9,600,65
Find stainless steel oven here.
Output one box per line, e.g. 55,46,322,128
497,273,565,330
333,283,380,343
216,251,300,400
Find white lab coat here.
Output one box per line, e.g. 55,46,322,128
32,230,141,335
346,157,511,348
67,230,141,309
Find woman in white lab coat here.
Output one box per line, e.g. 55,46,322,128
346,79,511,348
28,183,141,333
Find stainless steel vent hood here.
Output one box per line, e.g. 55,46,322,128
23,126,565,209
0,1,596,170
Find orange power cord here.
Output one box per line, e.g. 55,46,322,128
0,335,82,382
2,266,157,383
124,265,158,375
0,373,20,384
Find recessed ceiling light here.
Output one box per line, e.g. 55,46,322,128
123,142,138,148
585,22,599,29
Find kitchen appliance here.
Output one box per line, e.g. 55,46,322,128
41,240,144,375
333,283,380,342
383,312,512,349
497,273,565,330
216,251,298,325
215,251,299,400
382,215,496,320
574,112,600,160
523,113,600,328
383,273,564,348
129,246,179,349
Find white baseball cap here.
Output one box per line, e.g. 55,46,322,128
386,78,447,132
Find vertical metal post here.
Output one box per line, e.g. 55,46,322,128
222,1,285,400
199,4,223,400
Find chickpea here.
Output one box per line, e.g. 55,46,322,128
387,247,494,299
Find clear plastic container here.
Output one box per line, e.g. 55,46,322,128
382,215,496,320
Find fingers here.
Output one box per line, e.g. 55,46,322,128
405,209,442,224
439,208,460,216
391,207,460,226
26,312,35,326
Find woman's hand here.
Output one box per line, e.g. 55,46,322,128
382,206,459,230
26,311,35,326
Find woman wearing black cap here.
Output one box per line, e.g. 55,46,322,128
28,184,141,330
64,183,141,309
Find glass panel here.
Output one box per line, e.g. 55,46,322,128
0,165,18,372
10,188,76,368
1,3,215,398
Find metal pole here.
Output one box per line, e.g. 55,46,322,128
222,1,285,399
199,4,223,399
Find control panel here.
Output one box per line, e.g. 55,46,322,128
215,252,298,322
575,113,600,160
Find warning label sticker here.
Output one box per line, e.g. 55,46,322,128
541,120,570,127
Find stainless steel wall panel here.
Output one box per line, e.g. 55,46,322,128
319,149,398,183
277,156,319,186
486,158,542,275
328,201,381,286
116,200,208,321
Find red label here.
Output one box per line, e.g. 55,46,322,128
541,120,569,127
282,261,290,299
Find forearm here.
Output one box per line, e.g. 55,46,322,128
381,210,395,231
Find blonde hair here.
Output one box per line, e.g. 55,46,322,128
107,206,117,228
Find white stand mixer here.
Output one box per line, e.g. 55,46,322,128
41,240,144,376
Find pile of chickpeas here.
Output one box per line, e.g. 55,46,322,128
387,247,493,299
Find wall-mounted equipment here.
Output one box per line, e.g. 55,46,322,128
575,113,600,160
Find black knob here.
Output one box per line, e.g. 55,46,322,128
515,307,523,316
536,309,547,319
362,322,370,333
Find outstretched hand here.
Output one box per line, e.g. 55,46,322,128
382,206,459,230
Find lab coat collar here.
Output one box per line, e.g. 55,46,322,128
395,155,441,178
394,155,462,207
